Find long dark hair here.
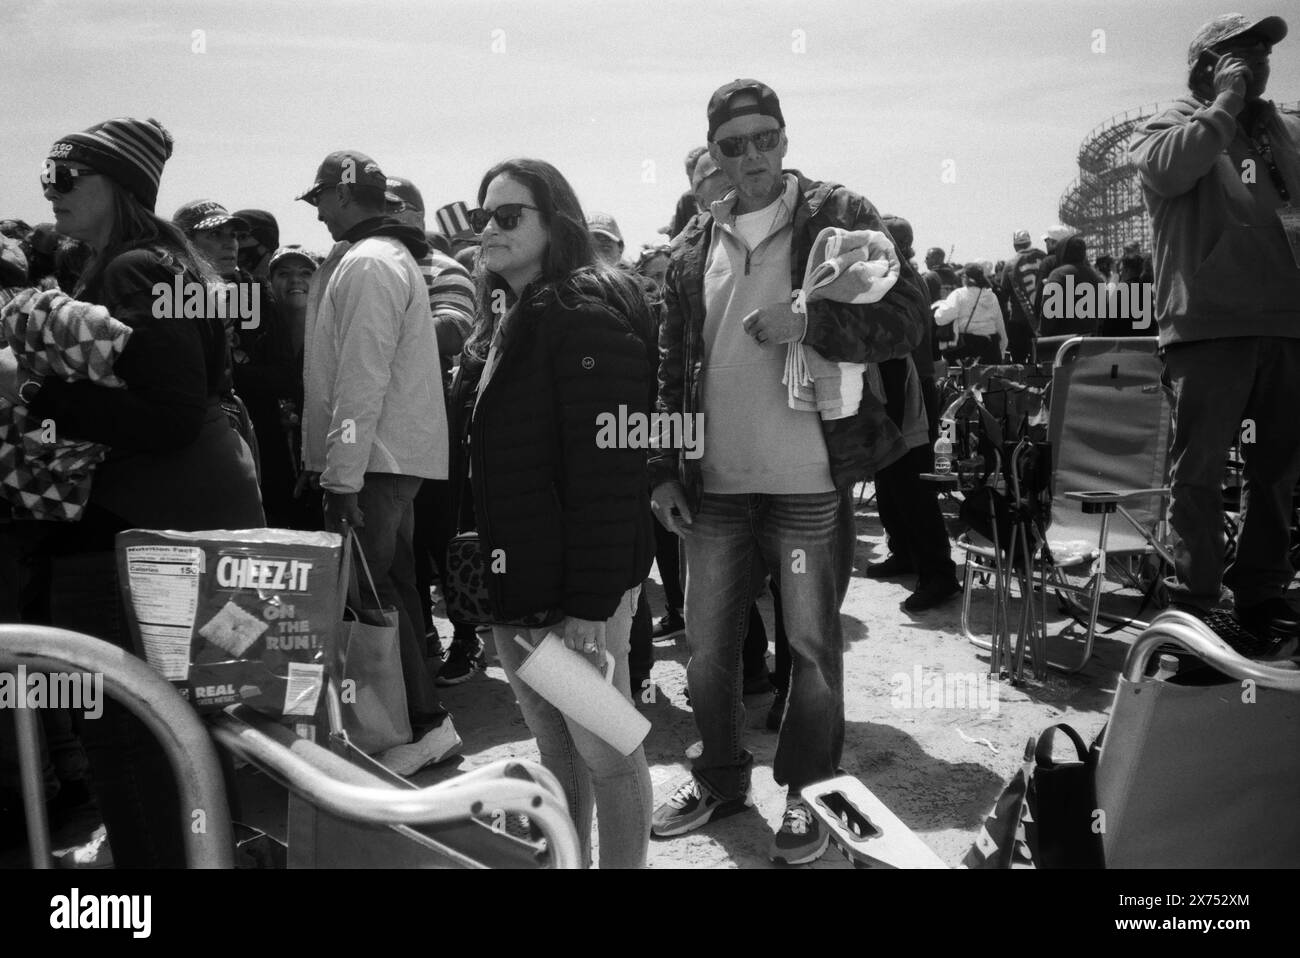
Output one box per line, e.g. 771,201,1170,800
75,179,213,296
464,158,649,360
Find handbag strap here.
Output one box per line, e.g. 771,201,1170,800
1034,722,1090,768
961,288,982,337
347,528,384,610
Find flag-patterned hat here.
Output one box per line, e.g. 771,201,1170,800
48,118,173,212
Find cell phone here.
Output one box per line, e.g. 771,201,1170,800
1199,49,1252,84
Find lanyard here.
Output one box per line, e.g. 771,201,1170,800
1247,128,1291,202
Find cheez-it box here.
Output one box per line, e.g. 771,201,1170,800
115,528,347,719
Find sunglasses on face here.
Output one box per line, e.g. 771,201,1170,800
468,203,539,232
713,128,782,159
40,162,102,195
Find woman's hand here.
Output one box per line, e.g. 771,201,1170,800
651,480,694,536
562,614,607,659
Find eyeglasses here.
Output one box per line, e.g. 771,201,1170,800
40,162,102,195
468,203,539,232
712,129,782,159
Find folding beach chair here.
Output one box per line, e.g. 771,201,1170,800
1093,610,1300,868
956,337,1174,675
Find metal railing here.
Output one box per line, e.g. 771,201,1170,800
1,624,584,869
1124,610,1300,689
0,624,235,868
208,708,584,869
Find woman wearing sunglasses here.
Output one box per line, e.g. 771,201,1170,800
454,158,656,867
13,118,262,866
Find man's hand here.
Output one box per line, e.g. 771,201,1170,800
323,490,365,529
651,481,694,536
741,300,805,347
293,470,321,499
1213,53,1252,101
562,615,607,659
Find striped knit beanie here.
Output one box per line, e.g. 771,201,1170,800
47,118,173,212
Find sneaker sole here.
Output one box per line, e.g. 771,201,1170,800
651,792,753,838
769,831,830,865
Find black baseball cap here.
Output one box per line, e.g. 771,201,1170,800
707,79,785,141
233,209,279,250
296,151,388,204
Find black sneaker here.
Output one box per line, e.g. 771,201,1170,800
866,555,914,579
1235,597,1300,638
651,777,752,837
903,579,961,613
652,612,685,639
436,640,484,686
769,798,829,864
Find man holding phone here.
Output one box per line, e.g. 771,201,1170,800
1130,14,1300,639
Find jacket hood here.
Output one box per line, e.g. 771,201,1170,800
341,216,429,259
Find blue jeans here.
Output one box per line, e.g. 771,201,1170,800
683,491,847,800
493,586,652,868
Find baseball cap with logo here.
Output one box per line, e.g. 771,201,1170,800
173,200,249,234
1013,229,1032,249
267,245,320,274
385,177,425,214
586,211,624,245
1187,13,1286,66
707,79,785,141
296,151,388,204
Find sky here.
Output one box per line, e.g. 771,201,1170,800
2,0,1297,263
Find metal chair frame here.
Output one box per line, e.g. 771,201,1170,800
0,625,583,869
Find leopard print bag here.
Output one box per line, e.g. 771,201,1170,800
443,531,556,628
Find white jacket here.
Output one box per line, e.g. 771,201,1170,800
302,233,448,493
933,286,1008,353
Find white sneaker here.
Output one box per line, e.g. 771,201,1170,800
377,719,463,777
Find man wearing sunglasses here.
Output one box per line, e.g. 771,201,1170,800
296,150,461,773
1130,14,1300,641
649,79,930,863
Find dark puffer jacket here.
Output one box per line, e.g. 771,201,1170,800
468,274,655,623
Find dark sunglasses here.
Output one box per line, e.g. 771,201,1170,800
40,162,102,195
713,129,782,159
468,203,539,232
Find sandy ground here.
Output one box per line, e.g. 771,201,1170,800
5,487,1146,870
417,488,1133,869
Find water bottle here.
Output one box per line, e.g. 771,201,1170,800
934,423,954,475
1152,653,1179,682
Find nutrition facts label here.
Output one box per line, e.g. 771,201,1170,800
124,545,204,681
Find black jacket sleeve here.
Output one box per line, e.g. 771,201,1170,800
27,249,211,451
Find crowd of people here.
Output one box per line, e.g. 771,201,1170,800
1,9,1297,869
